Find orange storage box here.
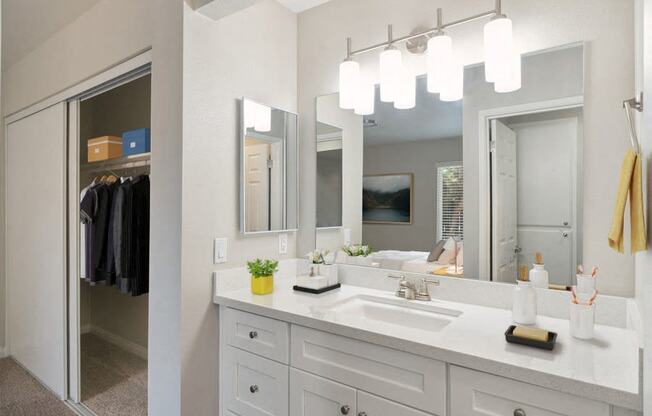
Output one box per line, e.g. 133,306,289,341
87,136,123,162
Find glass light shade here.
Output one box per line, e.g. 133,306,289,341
427,34,453,94
254,103,271,132
440,60,464,102
354,80,375,115
494,52,522,93
243,99,256,129
394,66,416,110
379,48,402,102
339,60,360,109
483,17,513,83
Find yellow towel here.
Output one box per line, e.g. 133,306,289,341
608,149,647,253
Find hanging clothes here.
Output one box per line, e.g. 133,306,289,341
80,174,150,295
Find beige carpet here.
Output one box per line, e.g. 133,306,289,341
0,357,76,416
81,333,147,416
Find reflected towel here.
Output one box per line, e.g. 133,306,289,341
608,149,647,253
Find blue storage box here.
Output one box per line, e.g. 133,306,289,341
122,128,151,156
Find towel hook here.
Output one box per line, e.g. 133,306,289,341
623,92,643,154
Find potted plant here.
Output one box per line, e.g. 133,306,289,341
247,259,279,295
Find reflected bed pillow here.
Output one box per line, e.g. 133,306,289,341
427,240,446,262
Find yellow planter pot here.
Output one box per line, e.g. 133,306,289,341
251,275,274,295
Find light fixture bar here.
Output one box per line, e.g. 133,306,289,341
349,6,499,57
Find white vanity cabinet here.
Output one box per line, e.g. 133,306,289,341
219,306,636,416
449,366,610,416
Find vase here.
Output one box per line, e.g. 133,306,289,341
251,274,274,295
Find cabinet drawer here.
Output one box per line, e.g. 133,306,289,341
358,391,432,416
291,325,446,415
223,346,289,416
450,366,610,416
224,307,289,364
290,368,357,416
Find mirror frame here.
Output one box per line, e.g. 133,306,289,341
239,97,300,235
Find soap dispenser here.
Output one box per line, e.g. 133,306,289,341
529,252,549,289
513,266,537,325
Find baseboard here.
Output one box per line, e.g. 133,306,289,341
0,346,7,359
87,325,148,360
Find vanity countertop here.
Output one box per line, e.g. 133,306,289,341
214,282,641,411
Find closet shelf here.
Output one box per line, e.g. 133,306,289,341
81,152,151,173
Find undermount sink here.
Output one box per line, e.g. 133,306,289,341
325,294,462,332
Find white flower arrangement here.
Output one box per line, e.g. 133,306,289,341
306,249,330,264
342,244,373,257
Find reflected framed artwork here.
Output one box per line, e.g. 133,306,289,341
362,173,413,224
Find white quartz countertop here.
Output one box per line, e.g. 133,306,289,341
214,282,641,410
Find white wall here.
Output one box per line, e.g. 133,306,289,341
362,137,462,252
1,0,184,413
181,1,297,414
298,0,636,296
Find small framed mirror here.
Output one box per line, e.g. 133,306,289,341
240,98,298,234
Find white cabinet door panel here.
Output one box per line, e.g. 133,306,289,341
290,368,356,416
450,366,609,416
291,325,446,415
6,103,67,398
358,391,433,416
223,346,289,416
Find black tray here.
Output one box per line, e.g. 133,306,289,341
505,325,557,351
293,283,341,294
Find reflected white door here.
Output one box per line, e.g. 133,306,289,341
492,120,518,283
245,143,270,231
6,103,67,398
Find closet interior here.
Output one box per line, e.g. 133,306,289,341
77,74,151,416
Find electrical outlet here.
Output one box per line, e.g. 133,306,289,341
279,233,288,255
214,238,227,264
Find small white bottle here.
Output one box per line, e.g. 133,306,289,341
529,252,549,289
513,267,537,324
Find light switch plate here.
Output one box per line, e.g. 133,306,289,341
214,238,227,264
343,228,352,246
279,233,288,255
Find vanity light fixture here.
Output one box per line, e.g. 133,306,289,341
379,25,402,103
339,37,360,110
394,65,416,109
243,99,256,129
355,77,376,115
337,0,520,110
427,10,453,94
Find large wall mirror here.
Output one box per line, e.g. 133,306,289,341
315,44,599,289
241,98,298,233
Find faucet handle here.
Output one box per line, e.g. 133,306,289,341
415,278,440,301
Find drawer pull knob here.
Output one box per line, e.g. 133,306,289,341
249,331,258,339
514,409,526,416
358,413,367,416
249,385,259,394
340,405,350,414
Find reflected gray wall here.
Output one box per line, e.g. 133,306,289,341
363,137,462,252
317,149,343,227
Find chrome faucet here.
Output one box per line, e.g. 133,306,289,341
390,274,439,301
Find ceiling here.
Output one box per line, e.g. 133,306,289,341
364,76,463,146
276,0,333,13
2,0,102,69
